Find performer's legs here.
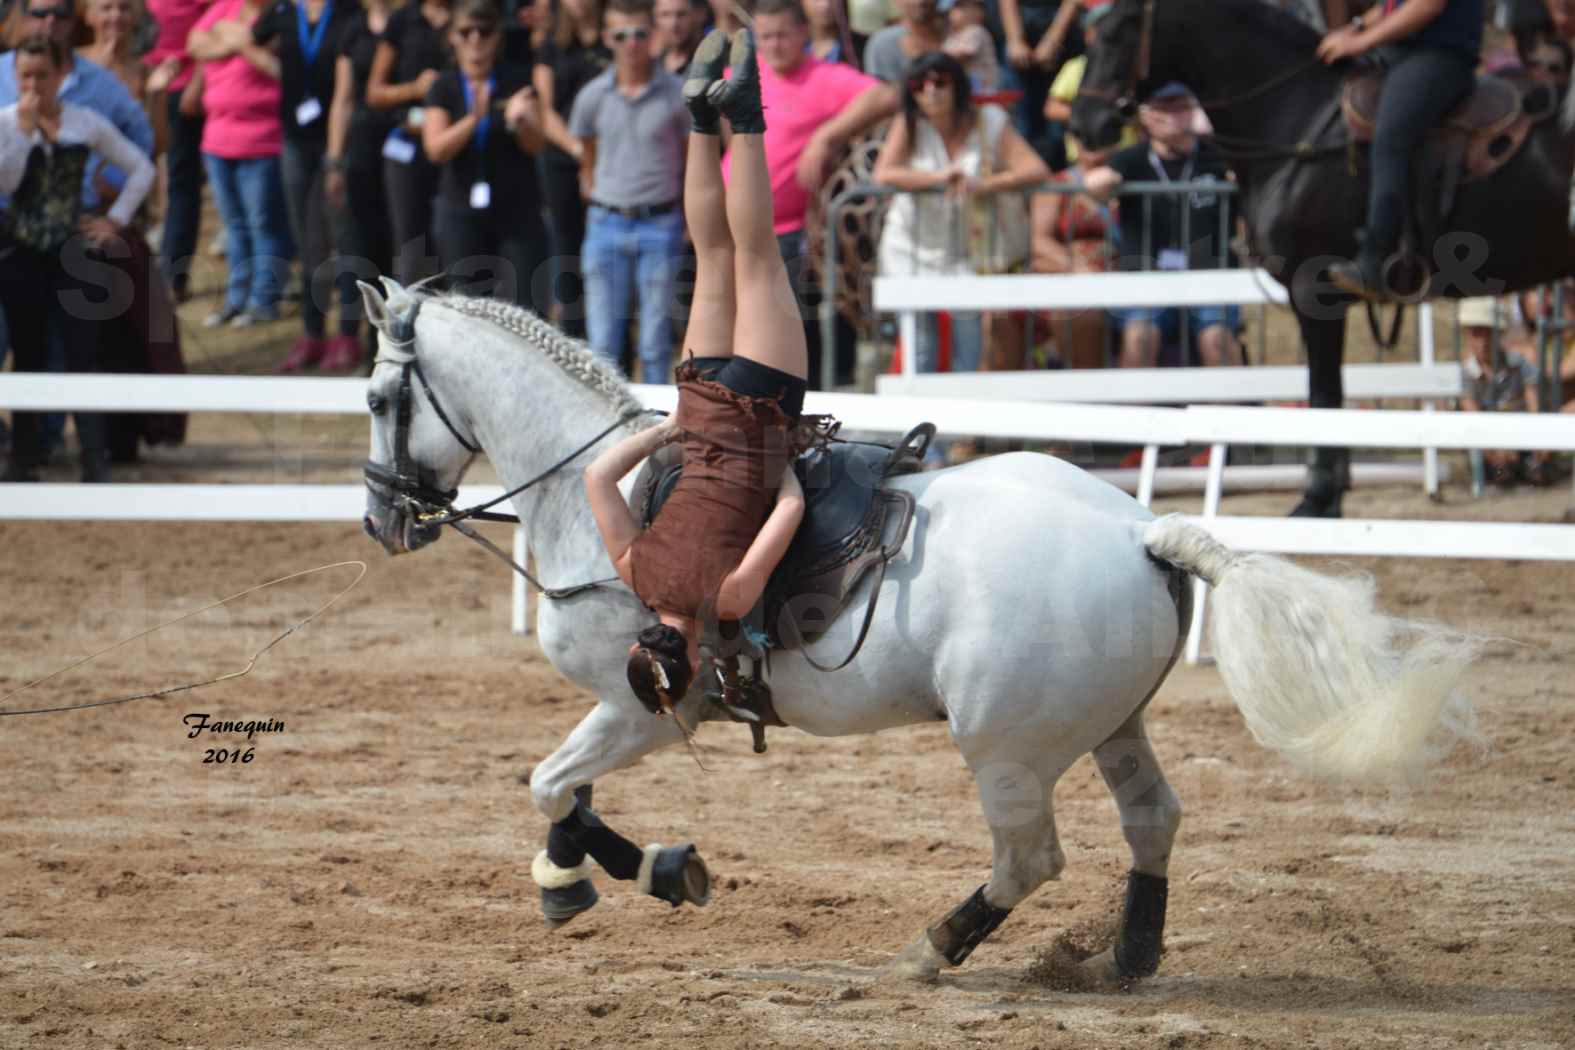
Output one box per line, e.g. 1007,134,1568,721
726,131,807,380
683,129,735,360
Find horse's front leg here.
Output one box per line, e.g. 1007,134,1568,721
529,700,712,928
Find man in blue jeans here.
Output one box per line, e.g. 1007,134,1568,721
569,0,690,382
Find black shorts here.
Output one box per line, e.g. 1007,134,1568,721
688,355,806,419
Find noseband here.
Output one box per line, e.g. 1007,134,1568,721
361,309,482,519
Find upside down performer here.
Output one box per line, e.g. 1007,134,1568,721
584,27,812,714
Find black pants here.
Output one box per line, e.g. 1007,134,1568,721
1015,4,1077,172
331,120,394,347
433,201,551,314
382,149,440,285
159,90,205,298
540,150,587,338
282,136,355,339
1,241,106,470
1367,46,1476,261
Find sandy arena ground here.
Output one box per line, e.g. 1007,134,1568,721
3,393,1574,1050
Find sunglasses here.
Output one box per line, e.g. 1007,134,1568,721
609,26,650,43
454,24,497,39
26,4,73,18
906,72,951,93
1531,59,1568,74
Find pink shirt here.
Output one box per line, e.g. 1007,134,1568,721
144,0,210,93
721,55,879,235
195,0,281,159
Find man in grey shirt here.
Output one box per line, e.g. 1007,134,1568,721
569,0,690,381
863,0,947,84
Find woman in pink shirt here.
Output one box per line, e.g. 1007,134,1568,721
145,0,208,301
188,0,291,326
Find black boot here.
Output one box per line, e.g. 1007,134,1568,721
1328,252,1386,302
1290,447,1348,518
683,28,729,134
707,29,765,134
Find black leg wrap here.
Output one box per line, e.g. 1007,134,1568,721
925,885,1012,967
556,800,643,881
1113,870,1169,979
646,843,712,908
541,877,599,926
546,786,595,869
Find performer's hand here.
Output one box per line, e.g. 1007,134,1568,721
1316,25,1369,64
78,215,120,250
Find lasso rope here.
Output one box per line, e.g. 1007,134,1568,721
0,561,368,717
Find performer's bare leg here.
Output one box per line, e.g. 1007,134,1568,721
684,129,736,360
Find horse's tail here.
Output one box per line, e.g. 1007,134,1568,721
1141,514,1481,784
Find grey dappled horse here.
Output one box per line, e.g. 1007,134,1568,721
359,278,1476,984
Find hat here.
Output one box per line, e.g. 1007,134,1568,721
1457,297,1499,328
1146,81,1196,104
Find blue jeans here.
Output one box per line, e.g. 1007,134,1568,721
203,153,293,313
911,312,983,374
1111,304,1240,344
582,207,684,382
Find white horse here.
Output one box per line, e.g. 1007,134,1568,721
358,278,1477,983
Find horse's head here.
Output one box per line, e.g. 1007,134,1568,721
358,276,480,556
1070,0,1155,151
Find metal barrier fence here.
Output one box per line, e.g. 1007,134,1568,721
819,178,1246,385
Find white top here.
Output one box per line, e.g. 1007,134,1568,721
878,103,1010,279
0,101,155,228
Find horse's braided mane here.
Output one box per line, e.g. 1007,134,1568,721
426,292,647,421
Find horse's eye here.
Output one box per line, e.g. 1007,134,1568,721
367,394,386,415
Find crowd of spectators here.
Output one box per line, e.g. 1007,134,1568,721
1,0,1574,485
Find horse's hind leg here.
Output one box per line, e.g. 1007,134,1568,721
887,755,1070,983
1080,709,1183,984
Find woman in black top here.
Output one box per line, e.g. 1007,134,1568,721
1319,0,1483,299
254,0,362,371
532,0,608,337
423,0,549,309
367,0,452,285
325,0,397,368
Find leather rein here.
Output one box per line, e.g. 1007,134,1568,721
362,322,656,601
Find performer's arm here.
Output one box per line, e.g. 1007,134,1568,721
585,419,682,567
715,469,806,621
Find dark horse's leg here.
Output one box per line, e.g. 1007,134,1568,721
532,784,712,928
1290,293,1351,518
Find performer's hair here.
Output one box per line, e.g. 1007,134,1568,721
626,624,693,714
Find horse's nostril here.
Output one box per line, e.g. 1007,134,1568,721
362,515,378,539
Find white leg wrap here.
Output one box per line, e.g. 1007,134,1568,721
531,849,592,890
636,843,664,895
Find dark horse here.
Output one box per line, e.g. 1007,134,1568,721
1072,0,1575,516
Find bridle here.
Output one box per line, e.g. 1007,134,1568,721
362,297,655,600
1074,0,1155,120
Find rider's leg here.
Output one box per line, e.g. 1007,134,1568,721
716,32,809,381
1362,48,1476,280
683,129,736,361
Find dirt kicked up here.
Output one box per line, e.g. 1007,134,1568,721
1,480,1572,1050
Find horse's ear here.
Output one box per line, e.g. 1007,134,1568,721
378,275,407,300
358,280,388,333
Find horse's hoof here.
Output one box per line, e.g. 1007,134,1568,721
882,933,946,984
542,878,599,930
640,843,712,907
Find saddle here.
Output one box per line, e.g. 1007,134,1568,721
628,423,934,751
1340,73,1539,182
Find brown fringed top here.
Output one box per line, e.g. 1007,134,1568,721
627,362,798,621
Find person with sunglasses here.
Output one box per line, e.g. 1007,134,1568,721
583,27,812,721
874,51,1048,375
367,0,453,286
252,0,362,370
421,0,549,307
567,0,690,381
